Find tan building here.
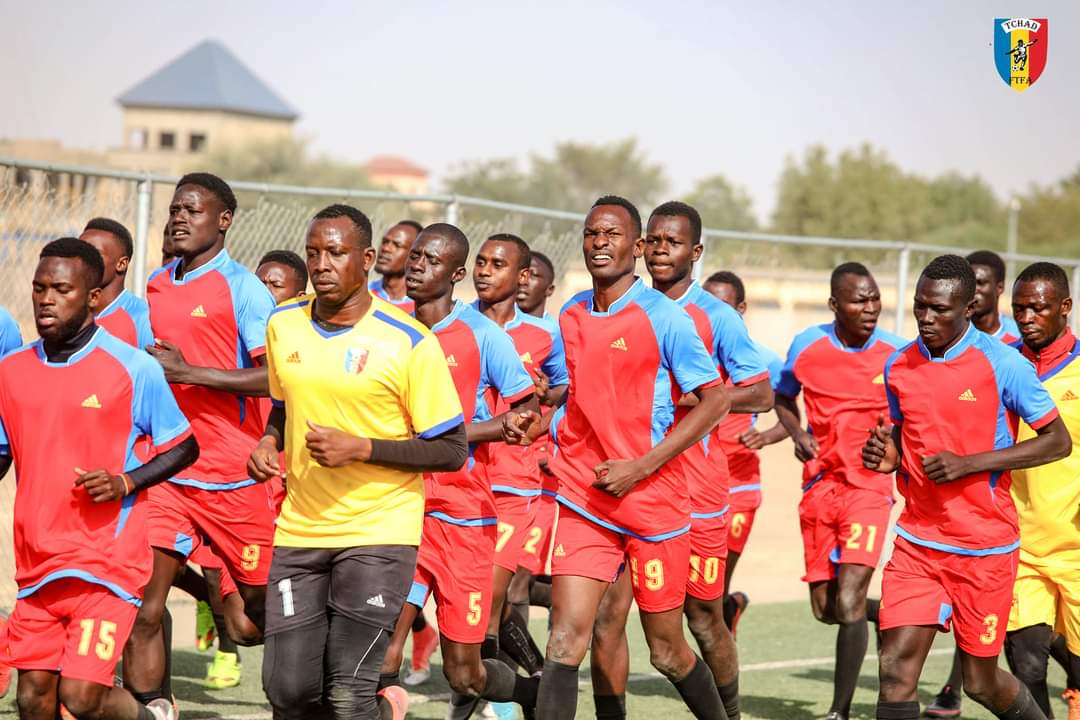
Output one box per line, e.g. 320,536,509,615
365,155,430,195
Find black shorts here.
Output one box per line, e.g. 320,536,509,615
265,545,417,636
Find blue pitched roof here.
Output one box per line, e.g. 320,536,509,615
117,40,297,120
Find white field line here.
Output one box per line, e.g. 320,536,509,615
218,647,953,718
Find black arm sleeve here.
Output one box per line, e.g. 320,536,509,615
0,455,10,480
127,435,200,492
368,422,468,473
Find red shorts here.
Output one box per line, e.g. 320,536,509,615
3,579,137,685
188,540,239,599
147,480,275,586
880,537,1018,657
727,509,757,555
493,493,538,573
551,509,690,613
799,478,892,583
409,515,496,644
519,493,557,575
687,513,729,601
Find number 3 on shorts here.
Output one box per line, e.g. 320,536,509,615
77,619,117,660
466,591,483,626
980,614,999,645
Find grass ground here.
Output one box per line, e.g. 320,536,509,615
0,600,1068,719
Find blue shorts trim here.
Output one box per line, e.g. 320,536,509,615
691,506,730,520
894,525,1020,557
554,494,690,542
17,569,142,607
424,511,498,527
729,483,762,494
169,476,257,491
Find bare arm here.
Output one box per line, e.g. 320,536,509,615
739,420,790,450
923,416,1071,483
728,378,774,414
775,393,819,463
468,394,539,444
147,341,269,397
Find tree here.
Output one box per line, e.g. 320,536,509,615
1016,173,1080,258
195,137,374,190
683,175,758,232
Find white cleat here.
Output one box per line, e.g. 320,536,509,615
147,697,178,720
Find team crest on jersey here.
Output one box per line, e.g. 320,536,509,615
344,347,369,374
995,18,1048,92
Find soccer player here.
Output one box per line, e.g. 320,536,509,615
1004,262,1080,717
375,223,541,720
775,262,905,720
248,206,468,720
517,251,556,320
125,173,276,710
0,304,23,356
257,250,309,303
370,220,423,314
474,233,568,677
79,218,153,349
969,250,1021,343
588,202,773,720
505,195,732,720
0,238,197,720
863,254,1071,720
703,270,787,632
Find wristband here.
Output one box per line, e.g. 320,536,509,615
119,473,134,496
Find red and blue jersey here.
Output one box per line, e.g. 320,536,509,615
992,312,1021,344
370,277,416,315
716,339,783,512
477,304,569,496
885,323,1058,555
0,327,191,605
675,282,770,517
146,249,275,489
777,323,906,495
0,306,23,357
550,278,722,540
96,289,154,349
426,300,534,524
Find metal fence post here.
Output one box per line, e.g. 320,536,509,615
446,197,460,227
132,177,152,298
894,244,911,336
1073,265,1080,334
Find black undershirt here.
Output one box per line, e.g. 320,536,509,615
42,321,97,362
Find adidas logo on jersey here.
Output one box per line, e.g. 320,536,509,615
81,394,101,409
520,351,533,364
1062,389,1078,401
554,544,566,557
446,354,458,367
286,351,301,364
366,594,386,608
610,337,628,351
872,373,885,384
958,388,977,402
190,305,207,318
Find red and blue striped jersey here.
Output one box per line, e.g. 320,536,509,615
146,249,275,489
478,304,569,496
0,328,191,604
96,289,154,349
550,278,722,540
370,277,416,315
777,323,906,495
885,323,1058,555
426,301,534,525
675,282,770,517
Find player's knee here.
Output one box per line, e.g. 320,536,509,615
810,601,836,625
132,602,166,636
648,638,693,680
835,590,867,625
961,675,994,707
57,680,108,719
265,667,321,711
16,678,56,718
547,623,587,665
443,662,484,697
685,600,724,646
877,651,916,701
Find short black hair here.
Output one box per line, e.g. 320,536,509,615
706,271,745,305
920,254,976,303
83,217,134,258
312,204,373,247
1015,261,1070,297
420,222,470,267
176,172,237,214
40,237,105,289
258,250,309,289
530,251,555,281
965,250,1007,286
650,201,702,245
830,261,873,296
591,195,642,238
486,233,532,271
395,220,424,234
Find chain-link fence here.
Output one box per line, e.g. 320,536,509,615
1,156,1079,610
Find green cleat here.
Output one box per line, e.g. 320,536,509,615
205,650,242,689
195,600,216,652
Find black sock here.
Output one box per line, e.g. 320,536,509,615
944,648,963,693
866,598,881,625
994,683,1046,719
132,690,166,705
500,602,544,676
481,635,499,659
481,658,518,702
719,676,740,720
594,693,626,720
672,656,726,720
378,671,401,690
537,659,579,720
412,613,428,633
161,608,173,699
529,578,552,609
876,700,920,719
831,618,868,717
722,594,737,629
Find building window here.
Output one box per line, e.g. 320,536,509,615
128,128,148,149
159,131,176,150
189,133,207,153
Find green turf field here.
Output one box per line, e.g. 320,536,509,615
0,600,1068,719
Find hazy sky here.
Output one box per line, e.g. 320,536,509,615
3,1,1076,221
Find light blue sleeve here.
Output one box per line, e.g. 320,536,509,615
233,272,275,359
0,308,22,357
0,415,8,455
776,329,821,399
996,348,1058,428
658,305,721,394
714,305,768,385
130,298,155,350
883,350,904,424
540,327,570,387
132,356,191,448
482,327,535,401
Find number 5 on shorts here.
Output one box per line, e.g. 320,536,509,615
467,591,483,626
77,619,117,660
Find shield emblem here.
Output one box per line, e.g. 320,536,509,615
344,347,368,374
995,18,1048,92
